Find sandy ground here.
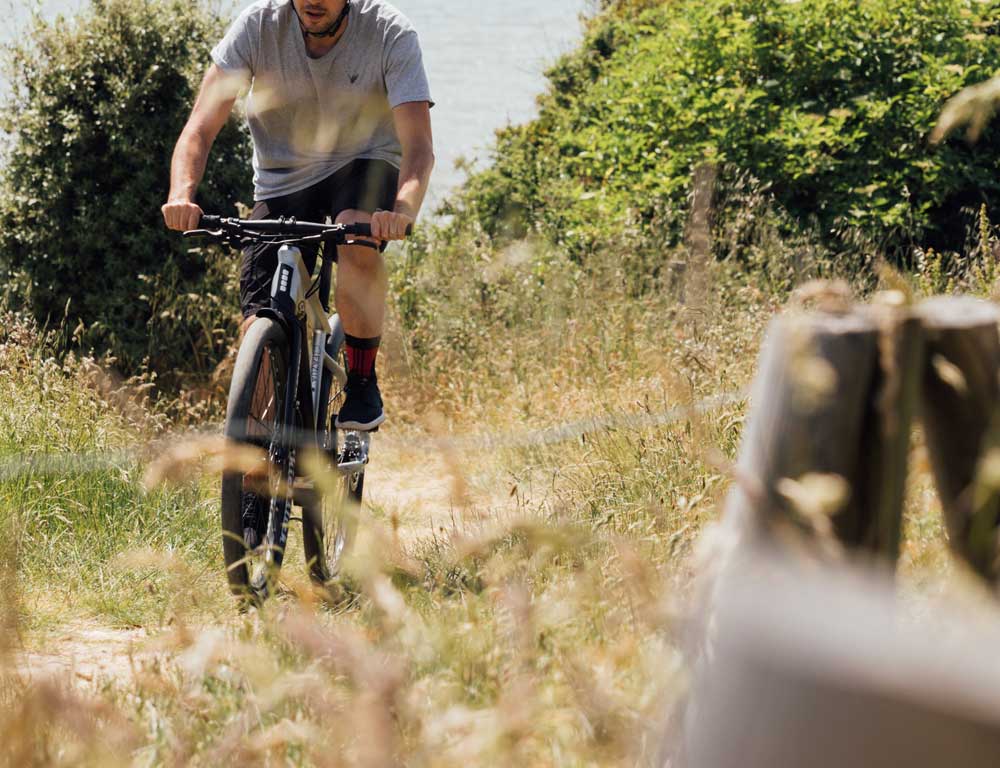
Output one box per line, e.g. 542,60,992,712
19,624,153,684
14,433,522,685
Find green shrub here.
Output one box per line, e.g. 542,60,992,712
441,0,1000,262
0,0,251,378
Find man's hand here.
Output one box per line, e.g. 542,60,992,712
162,199,204,232
370,209,414,242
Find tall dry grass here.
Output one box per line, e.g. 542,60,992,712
4,206,1000,764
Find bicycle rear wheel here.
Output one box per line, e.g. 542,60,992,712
302,438,364,584
220,318,291,602
303,323,363,585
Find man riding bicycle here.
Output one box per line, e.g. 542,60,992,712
162,0,434,432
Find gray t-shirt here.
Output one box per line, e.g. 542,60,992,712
211,0,433,200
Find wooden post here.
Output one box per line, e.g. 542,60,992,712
916,296,1000,581
681,163,717,309
860,307,925,561
724,302,921,563
677,557,1000,768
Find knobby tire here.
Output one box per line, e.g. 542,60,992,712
302,321,364,587
220,318,291,604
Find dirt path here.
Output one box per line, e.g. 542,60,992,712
14,432,523,686
18,623,152,684
364,434,516,545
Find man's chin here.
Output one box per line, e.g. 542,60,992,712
298,12,331,32
306,20,329,30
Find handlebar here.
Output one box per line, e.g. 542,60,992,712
191,215,412,244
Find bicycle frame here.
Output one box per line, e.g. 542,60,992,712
257,244,349,568
262,244,348,437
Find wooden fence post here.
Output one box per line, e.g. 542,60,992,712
725,303,920,563
862,306,924,561
916,296,1000,581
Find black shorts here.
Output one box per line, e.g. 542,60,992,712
239,158,399,318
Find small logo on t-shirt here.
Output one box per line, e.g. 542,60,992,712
349,73,359,84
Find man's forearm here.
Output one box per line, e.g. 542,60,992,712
394,146,435,219
168,127,212,203
163,65,238,231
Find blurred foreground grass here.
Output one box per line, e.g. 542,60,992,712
0,239,984,764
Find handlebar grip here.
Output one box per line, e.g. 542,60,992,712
200,214,221,228
348,223,414,238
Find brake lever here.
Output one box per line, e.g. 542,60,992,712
182,228,224,239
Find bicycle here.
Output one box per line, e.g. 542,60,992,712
184,214,408,604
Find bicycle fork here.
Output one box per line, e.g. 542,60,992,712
262,322,300,572
263,246,311,572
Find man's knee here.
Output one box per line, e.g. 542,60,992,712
335,208,381,262
336,209,374,238
334,208,371,226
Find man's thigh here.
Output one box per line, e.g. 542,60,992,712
324,159,399,222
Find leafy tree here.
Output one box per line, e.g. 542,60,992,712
0,0,251,376
445,0,1000,262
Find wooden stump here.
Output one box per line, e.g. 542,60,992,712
916,296,1000,581
859,306,924,560
725,304,920,562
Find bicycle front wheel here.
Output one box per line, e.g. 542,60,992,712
220,317,291,603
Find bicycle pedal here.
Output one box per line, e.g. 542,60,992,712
337,431,371,474
337,459,367,475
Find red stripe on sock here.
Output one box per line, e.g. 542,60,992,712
345,342,379,377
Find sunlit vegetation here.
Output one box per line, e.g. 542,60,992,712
3,0,1000,764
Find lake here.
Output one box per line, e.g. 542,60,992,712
2,0,590,206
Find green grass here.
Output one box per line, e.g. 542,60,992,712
0,317,231,630
0,251,760,764
0,236,978,761
3,222,993,765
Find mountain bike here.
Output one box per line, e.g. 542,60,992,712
184,214,407,604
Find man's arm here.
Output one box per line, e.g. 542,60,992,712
162,65,243,231
371,101,434,241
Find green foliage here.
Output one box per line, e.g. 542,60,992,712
914,202,1000,295
0,0,251,377
442,0,1000,261
0,310,224,627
